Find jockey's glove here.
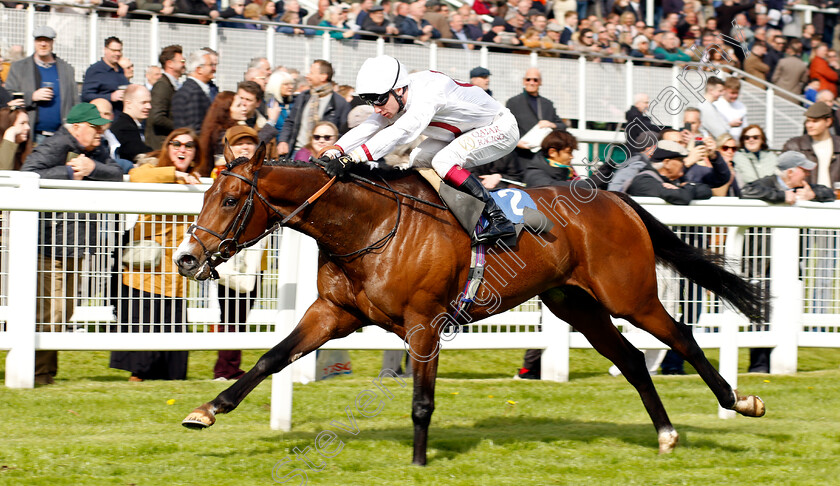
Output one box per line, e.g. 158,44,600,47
324,155,355,178
322,148,342,159
346,146,373,164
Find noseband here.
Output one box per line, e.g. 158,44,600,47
188,167,337,274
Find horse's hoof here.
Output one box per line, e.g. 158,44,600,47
658,429,679,454
733,395,766,417
182,404,216,429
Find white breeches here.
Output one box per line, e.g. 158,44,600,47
408,109,519,178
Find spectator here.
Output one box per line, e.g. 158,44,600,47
560,11,577,45
481,17,524,53
175,0,220,18
741,151,835,203
697,76,729,139
264,70,296,135
135,0,176,15
280,0,310,21
292,120,339,161
0,107,32,170
400,0,441,43
733,124,777,185
146,45,184,150
260,0,282,22
809,43,838,98
90,98,134,174
764,35,786,80
21,103,123,385
625,93,660,138
172,48,218,134
81,37,130,115
630,35,657,62
119,57,135,83
783,102,840,189
144,65,162,91
111,85,153,163
713,77,748,139
653,32,691,61
552,0,576,28
522,129,579,186
815,90,840,137
361,5,400,40
625,139,712,205
469,67,492,97
771,39,809,103
448,12,482,48
713,133,740,197
5,26,77,143
277,60,350,156
109,127,201,382
306,0,330,25
801,23,815,58
607,129,659,191
744,41,770,89
319,5,356,39
218,0,248,28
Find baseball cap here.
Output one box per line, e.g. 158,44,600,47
804,102,833,119
650,140,689,162
777,151,817,171
224,125,259,146
33,25,57,39
469,67,491,78
66,103,111,125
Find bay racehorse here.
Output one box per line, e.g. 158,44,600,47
174,143,767,465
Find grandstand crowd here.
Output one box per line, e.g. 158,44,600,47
3,0,840,382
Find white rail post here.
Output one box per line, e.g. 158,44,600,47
765,87,775,148
625,60,634,111
25,4,35,56
290,235,319,384
376,36,385,56
479,46,489,68
270,228,300,431
5,174,40,388
540,300,569,382
769,227,801,374
209,22,218,51
530,51,538,67
149,15,160,69
578,55,586,129
671,64,681,129
89,10,98,67
321,31,331,61
429,42,437,71
718,226,745,419
266,26,275,67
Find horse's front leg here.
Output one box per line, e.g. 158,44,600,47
403,317,442,466
182,298,362,428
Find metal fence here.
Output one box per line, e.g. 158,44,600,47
1,3,807,149
3,172,840,428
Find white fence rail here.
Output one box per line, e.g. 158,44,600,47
3,172,840,427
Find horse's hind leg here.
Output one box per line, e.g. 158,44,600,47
540,287,679,454
182,298,363,428
625,300,765,418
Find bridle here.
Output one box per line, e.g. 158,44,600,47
187,166,337,275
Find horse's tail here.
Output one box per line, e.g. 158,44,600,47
613,192,769,321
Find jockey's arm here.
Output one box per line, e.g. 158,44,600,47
342,103,438,163
333,115,389,156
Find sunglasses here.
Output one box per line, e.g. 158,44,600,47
721,145,737,151
744,134,762,141
169,140,196,149
360,91,391,106
312,134,336,141
524,77,540,82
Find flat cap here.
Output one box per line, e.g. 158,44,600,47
650,140,689,162
33,25,56,39
805,102,833,119
469,66,491,78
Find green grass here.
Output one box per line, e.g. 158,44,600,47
1,348,840,485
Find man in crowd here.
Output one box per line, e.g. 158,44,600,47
713,77,748,139
144,65,162,91
119,57,135,82
744,41,770,89
783,102,840,189
399,0,441,44
625,139,712,205
360,5,400,40
82,37,130,115
277,59,349,155
172,48,218,134
697,76,729,139
741,151,835,204
469,67,492,97
111,85,152,163
449,13,482,48
146,44,184,149
21,103,124,385
772,39,809,103
5,26,77,143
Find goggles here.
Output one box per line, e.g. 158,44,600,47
360,91,391,107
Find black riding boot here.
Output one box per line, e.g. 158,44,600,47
456,174,516,245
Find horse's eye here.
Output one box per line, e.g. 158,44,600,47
222,197,238,207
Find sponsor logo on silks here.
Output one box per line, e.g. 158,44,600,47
491,188,536,224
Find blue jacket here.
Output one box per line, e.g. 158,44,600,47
81,59,129,113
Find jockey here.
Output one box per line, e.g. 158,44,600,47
321,55,518,246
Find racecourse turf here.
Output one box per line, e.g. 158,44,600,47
1,348,839,485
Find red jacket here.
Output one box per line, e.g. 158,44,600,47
810,56,838,97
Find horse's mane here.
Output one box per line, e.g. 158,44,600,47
261,157,420,182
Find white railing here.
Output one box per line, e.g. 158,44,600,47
3,173,840,426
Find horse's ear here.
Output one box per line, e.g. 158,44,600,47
223,138,235,164
252,142,266,171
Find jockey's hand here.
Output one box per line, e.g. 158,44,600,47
321,148,342,159
324,155,352,178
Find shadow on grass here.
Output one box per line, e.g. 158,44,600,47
243,416,749,464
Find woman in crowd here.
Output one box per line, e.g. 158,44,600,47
319,5,356,40
260,0,281,22
264,70,296,140
198,91,248,176
293,121,339,162
109,127,202,382
732,124,777,186
522,129,579,187
0,106,32,170
278,10,316,36
712,133,740,197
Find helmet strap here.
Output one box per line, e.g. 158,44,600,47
392,87,406,113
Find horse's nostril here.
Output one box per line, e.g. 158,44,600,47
178,254,197,270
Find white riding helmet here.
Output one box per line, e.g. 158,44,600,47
355,55,409,99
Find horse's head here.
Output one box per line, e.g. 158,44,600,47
175,141,270,280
